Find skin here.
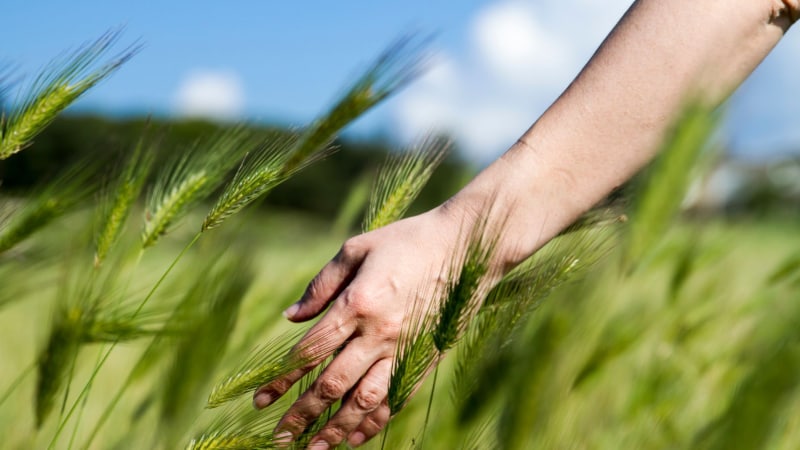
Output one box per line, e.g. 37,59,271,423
254,0,799,448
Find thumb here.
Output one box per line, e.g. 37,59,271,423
284,239,366,322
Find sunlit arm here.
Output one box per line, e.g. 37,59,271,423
447,0,798,268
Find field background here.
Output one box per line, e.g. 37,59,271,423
1,116,799,449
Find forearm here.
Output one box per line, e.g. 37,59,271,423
443,0,797,269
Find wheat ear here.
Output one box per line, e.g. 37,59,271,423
142,127,253,247
94,134,155,266
186,401,285,450
0,160,96,255
283,35,430,172
206,327,340,408
363,135,449,232
0,30,137,160
202,133,300,231
453,218,620,421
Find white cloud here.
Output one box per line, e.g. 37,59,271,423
394,1,800,163
174,70,245,120
472,2,572,89
393,0,632,163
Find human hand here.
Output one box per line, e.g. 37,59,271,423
253,206,467,448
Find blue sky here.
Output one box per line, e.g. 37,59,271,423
3,1,799,163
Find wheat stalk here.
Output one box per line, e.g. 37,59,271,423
186,401,284,450
283,35,430,172
142,128,253,247
0,160,96,255
94,134,155,266
363,135,449,232
0,30,137,160
202,133,300,231
206,328,339,408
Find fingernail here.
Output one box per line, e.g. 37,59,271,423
308,439,330,450
282,303,300,319
253,392,272,409
274,431,293,445
348,431,367,446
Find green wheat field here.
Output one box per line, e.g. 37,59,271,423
1,32,799,450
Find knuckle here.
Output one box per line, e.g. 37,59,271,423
343,288,372,314
316,375,348,402
339,238,363,261
292,346,316,363
264,377,293,396
361,412,387,434
280,412,308,432
380,317,403,339
353,386,382,411
318,425,348,444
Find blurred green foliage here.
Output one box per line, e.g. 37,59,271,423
0,115,471,219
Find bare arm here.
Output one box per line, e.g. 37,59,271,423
448,0,797,268
257,1,798,448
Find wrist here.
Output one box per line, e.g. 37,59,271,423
434,140,588,272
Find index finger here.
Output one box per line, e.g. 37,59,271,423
284,239,367,322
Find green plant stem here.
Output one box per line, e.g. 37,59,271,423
380,421,391,450
67,346,106,450
47,233,201,450
80,347,141,450
69,249,146,450
419,363,439,449
0,360,36,408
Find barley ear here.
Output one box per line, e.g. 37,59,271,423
0,30,137,160
206,327,339,408
186,401,284,450
35,307,82,428
0,160,97,256
363,135,449,232
283,35,430,172
388,285,439,415
142,127,252,247
94,134,155,266
432,216,500,354
202,133,299,231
